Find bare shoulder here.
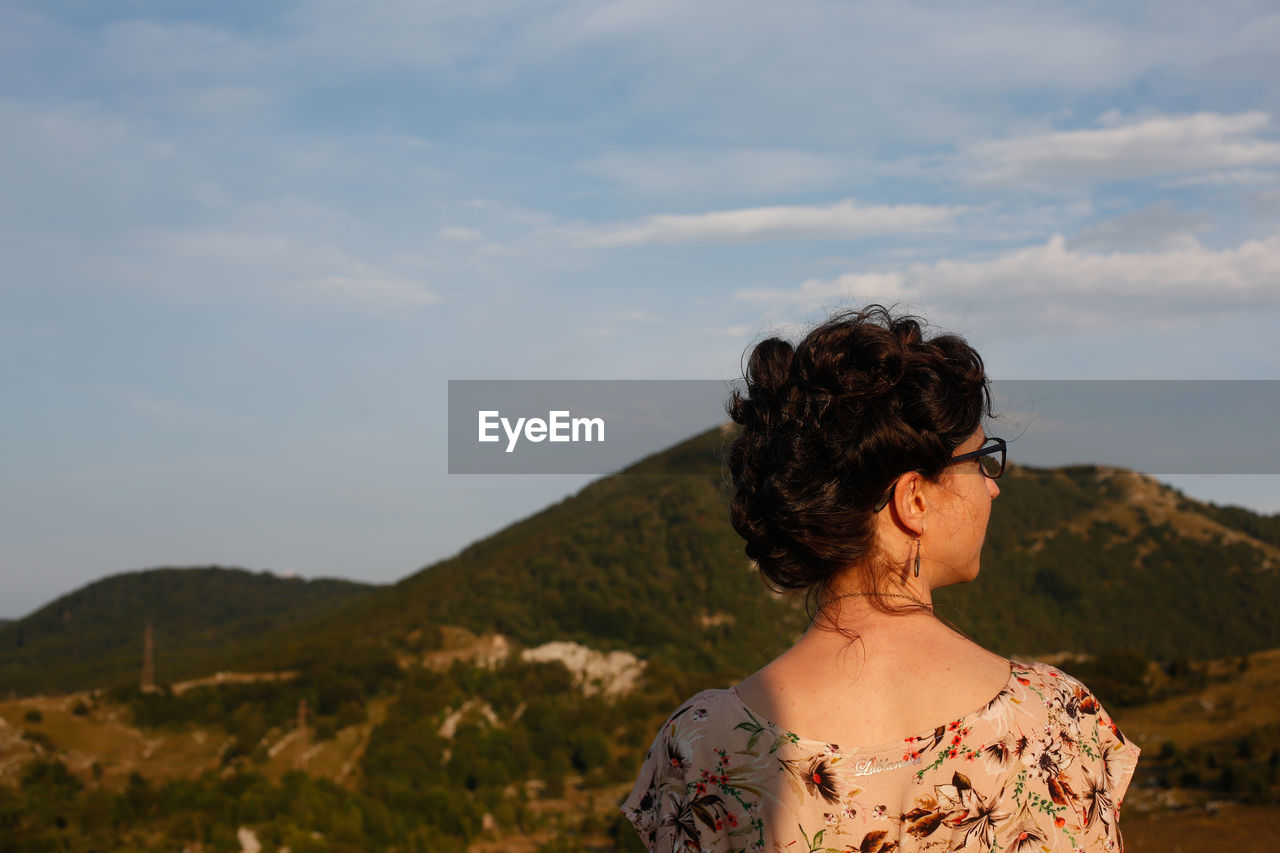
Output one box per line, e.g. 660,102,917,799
888,629,1011,709
734,624,1012,747
920,630,1011,683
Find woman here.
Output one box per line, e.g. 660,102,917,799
622,306,1139,852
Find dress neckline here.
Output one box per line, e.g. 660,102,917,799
727,658,1021,757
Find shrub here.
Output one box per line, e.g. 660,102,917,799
569,728,611,772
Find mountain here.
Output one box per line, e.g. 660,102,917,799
945,463,1280,661
0,567,377,696
259,425,1280,684
5,427,1280,850
8,426,1280,695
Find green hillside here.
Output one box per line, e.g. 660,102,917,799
8,428,1280,695
248,427,799,687
0,567,376,696
946,464,1280,661
267,426,1280,681
4,427,1280,850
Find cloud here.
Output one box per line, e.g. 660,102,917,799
134,229,441,311
97,19,269,81
581,148,848,197
571,199,963,247
1249,187,1280,217
737,230,1280,332
962,112,1280,186
736,271,913,309
1164,168,1280,188
1066,202,1213,252
296,275,441,309
103,388,253,432
16,3,1280,161
261,2,1280,152
440,226,483,242
575,308,665,339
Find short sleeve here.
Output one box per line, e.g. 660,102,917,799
620,699,706,853
1082,694,1141,851
1093,696,1140,806
619,721,665,850
618,692,748,853
992,664,1141,852
1041,673,1142,851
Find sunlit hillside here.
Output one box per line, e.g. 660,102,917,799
2,426,1279,850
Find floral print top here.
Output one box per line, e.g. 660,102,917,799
621,661,1139,852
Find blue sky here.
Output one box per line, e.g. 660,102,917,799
4,1,1280,618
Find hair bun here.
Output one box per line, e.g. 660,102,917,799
730,336,797,432
745,337,794,397
725,305,991,595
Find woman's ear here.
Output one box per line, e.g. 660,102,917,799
890,471,928,536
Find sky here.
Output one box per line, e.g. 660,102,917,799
3,1,1280,619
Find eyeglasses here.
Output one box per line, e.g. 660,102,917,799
950,436,1006,480
873,436,1006,512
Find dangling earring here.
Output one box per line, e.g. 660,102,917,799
912,537,921,578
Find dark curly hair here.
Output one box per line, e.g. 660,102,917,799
726,305,992,601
